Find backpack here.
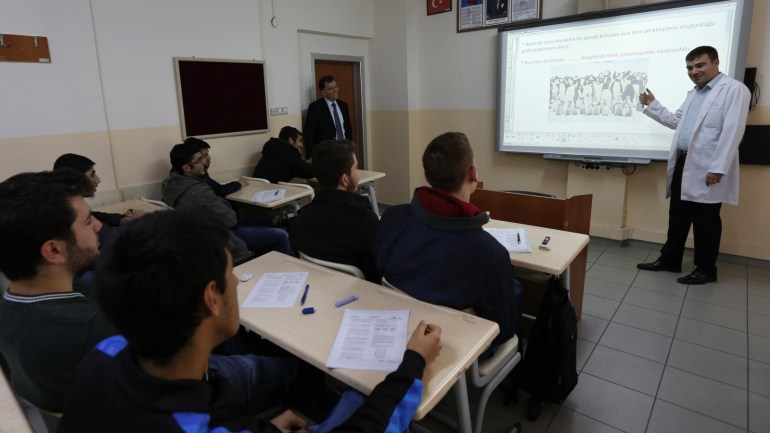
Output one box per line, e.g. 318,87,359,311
518,276,578,404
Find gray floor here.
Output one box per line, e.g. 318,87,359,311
414,237,770,433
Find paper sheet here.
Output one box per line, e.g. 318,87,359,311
484,228,531,253
240,272,308,308
326,309,410,371
250,189,286,202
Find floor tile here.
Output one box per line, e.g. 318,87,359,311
646,399,745,433
599,322,671,363
667,339,747,389
545,407,624,433
582,294,619,320
749,294,770,317
478,389,554,433
675,317,747,357
562,373,653,433
623,286,684,315
686,285,747,311
611,302,678,337
680,298,747,331
575,338,595,371
584,277,629,301
604,245,654,260
750,392,770,433
582,345,663,395
749,266,770,283
586,264,638,286
749,313,770,339
595,252,643,271
749,279,770,299
631,272,687,297
750,359,770,397
749,333,770,363
577,314,608,343
657,366,747,429
717,253,749,266
749,259,770,270
716,261,747,277
710,273,748,293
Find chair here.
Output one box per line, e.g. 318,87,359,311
140,196,173,210
299,251,365,280
278,181,315,201
242,176,270,183
381,277,522,433
0,366,59,433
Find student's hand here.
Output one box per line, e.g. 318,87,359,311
639,88,655,105
407,320,442,365
121,208,146,224
706,172,723,186
270,410,308,433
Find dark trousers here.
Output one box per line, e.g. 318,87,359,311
660,153,722,275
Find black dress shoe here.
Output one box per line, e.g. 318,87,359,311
637,259,681,273
677,271,717,285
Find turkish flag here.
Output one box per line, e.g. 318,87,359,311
428,0,451,15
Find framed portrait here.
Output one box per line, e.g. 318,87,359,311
458,0,541,32
427,0,452,16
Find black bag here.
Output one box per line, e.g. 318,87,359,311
518,276,578,404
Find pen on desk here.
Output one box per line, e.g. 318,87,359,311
300,284,309,306
517,232,521,244
335,295,358,308
274,189,279,195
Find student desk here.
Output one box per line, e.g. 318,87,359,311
93,198,166,214
226,182,313,209
357,170,386,217
235,251,499,428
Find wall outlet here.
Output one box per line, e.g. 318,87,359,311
269,108,279,116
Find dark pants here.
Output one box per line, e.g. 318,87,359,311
660,152,722,275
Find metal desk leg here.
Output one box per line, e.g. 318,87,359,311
362,183,380,218
453,375,473,433
561,265,571,293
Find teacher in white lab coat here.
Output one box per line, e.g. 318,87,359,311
636,45,750,285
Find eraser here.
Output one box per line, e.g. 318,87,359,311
302,307,315,315
538,244,551,251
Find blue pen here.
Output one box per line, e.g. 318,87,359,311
335,295,358,308
300,284,309,306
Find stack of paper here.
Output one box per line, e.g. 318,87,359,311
484,228,531,253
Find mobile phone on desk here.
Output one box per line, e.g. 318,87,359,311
539,236,551,251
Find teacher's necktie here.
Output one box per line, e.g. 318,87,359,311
331,102,344,140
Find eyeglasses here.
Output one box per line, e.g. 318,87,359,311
187,157,206,166
322,86,339,92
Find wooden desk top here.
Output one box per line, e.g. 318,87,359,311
226,182,313,208
235,252,499,420
93,198,166,215
484,219,589,275
358,170,385,184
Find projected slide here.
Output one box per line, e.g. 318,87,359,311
498,0,748,161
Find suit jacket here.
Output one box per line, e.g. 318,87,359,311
304,97,352,157
644,73,750,205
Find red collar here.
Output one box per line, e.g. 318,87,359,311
416,187,481,218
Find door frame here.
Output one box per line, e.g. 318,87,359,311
310,54,367,169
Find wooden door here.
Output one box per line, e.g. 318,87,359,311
313,60,365,168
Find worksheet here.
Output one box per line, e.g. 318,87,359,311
484,228,531,253
326,309,410,371
241,272,308,308
250,189,286,202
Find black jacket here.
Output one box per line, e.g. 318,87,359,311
252,138,314,183
303,98,352,157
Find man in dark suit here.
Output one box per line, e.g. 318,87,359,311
303,75,352,157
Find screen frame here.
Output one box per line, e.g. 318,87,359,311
495,0,754,162
174,57,270,139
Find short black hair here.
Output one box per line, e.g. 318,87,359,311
279,126,302,142
0,170,92,281
96,210,230,362
318,75,335,91
184,136,211,150
169,141,205,174
53,153,95,174
422,132,474,193
311,140,356,189
686,46,718,62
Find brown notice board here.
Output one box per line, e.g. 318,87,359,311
0,34,51,63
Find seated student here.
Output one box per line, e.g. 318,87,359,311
53,153,146,227
376,132,520,356
252,126,315,183
161,140,291,260
0,170,116,412
290,140,381,282
59,210,442,433
186,137,250,197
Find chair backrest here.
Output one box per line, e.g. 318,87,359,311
278,181,315,201
299,251,364,279
242,176,270,183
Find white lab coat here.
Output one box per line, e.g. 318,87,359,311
644,73,750,205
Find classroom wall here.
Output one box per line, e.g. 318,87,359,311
1,0,768,260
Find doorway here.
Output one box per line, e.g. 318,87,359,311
312,58,366,169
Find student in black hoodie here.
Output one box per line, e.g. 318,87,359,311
252,126,315,183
